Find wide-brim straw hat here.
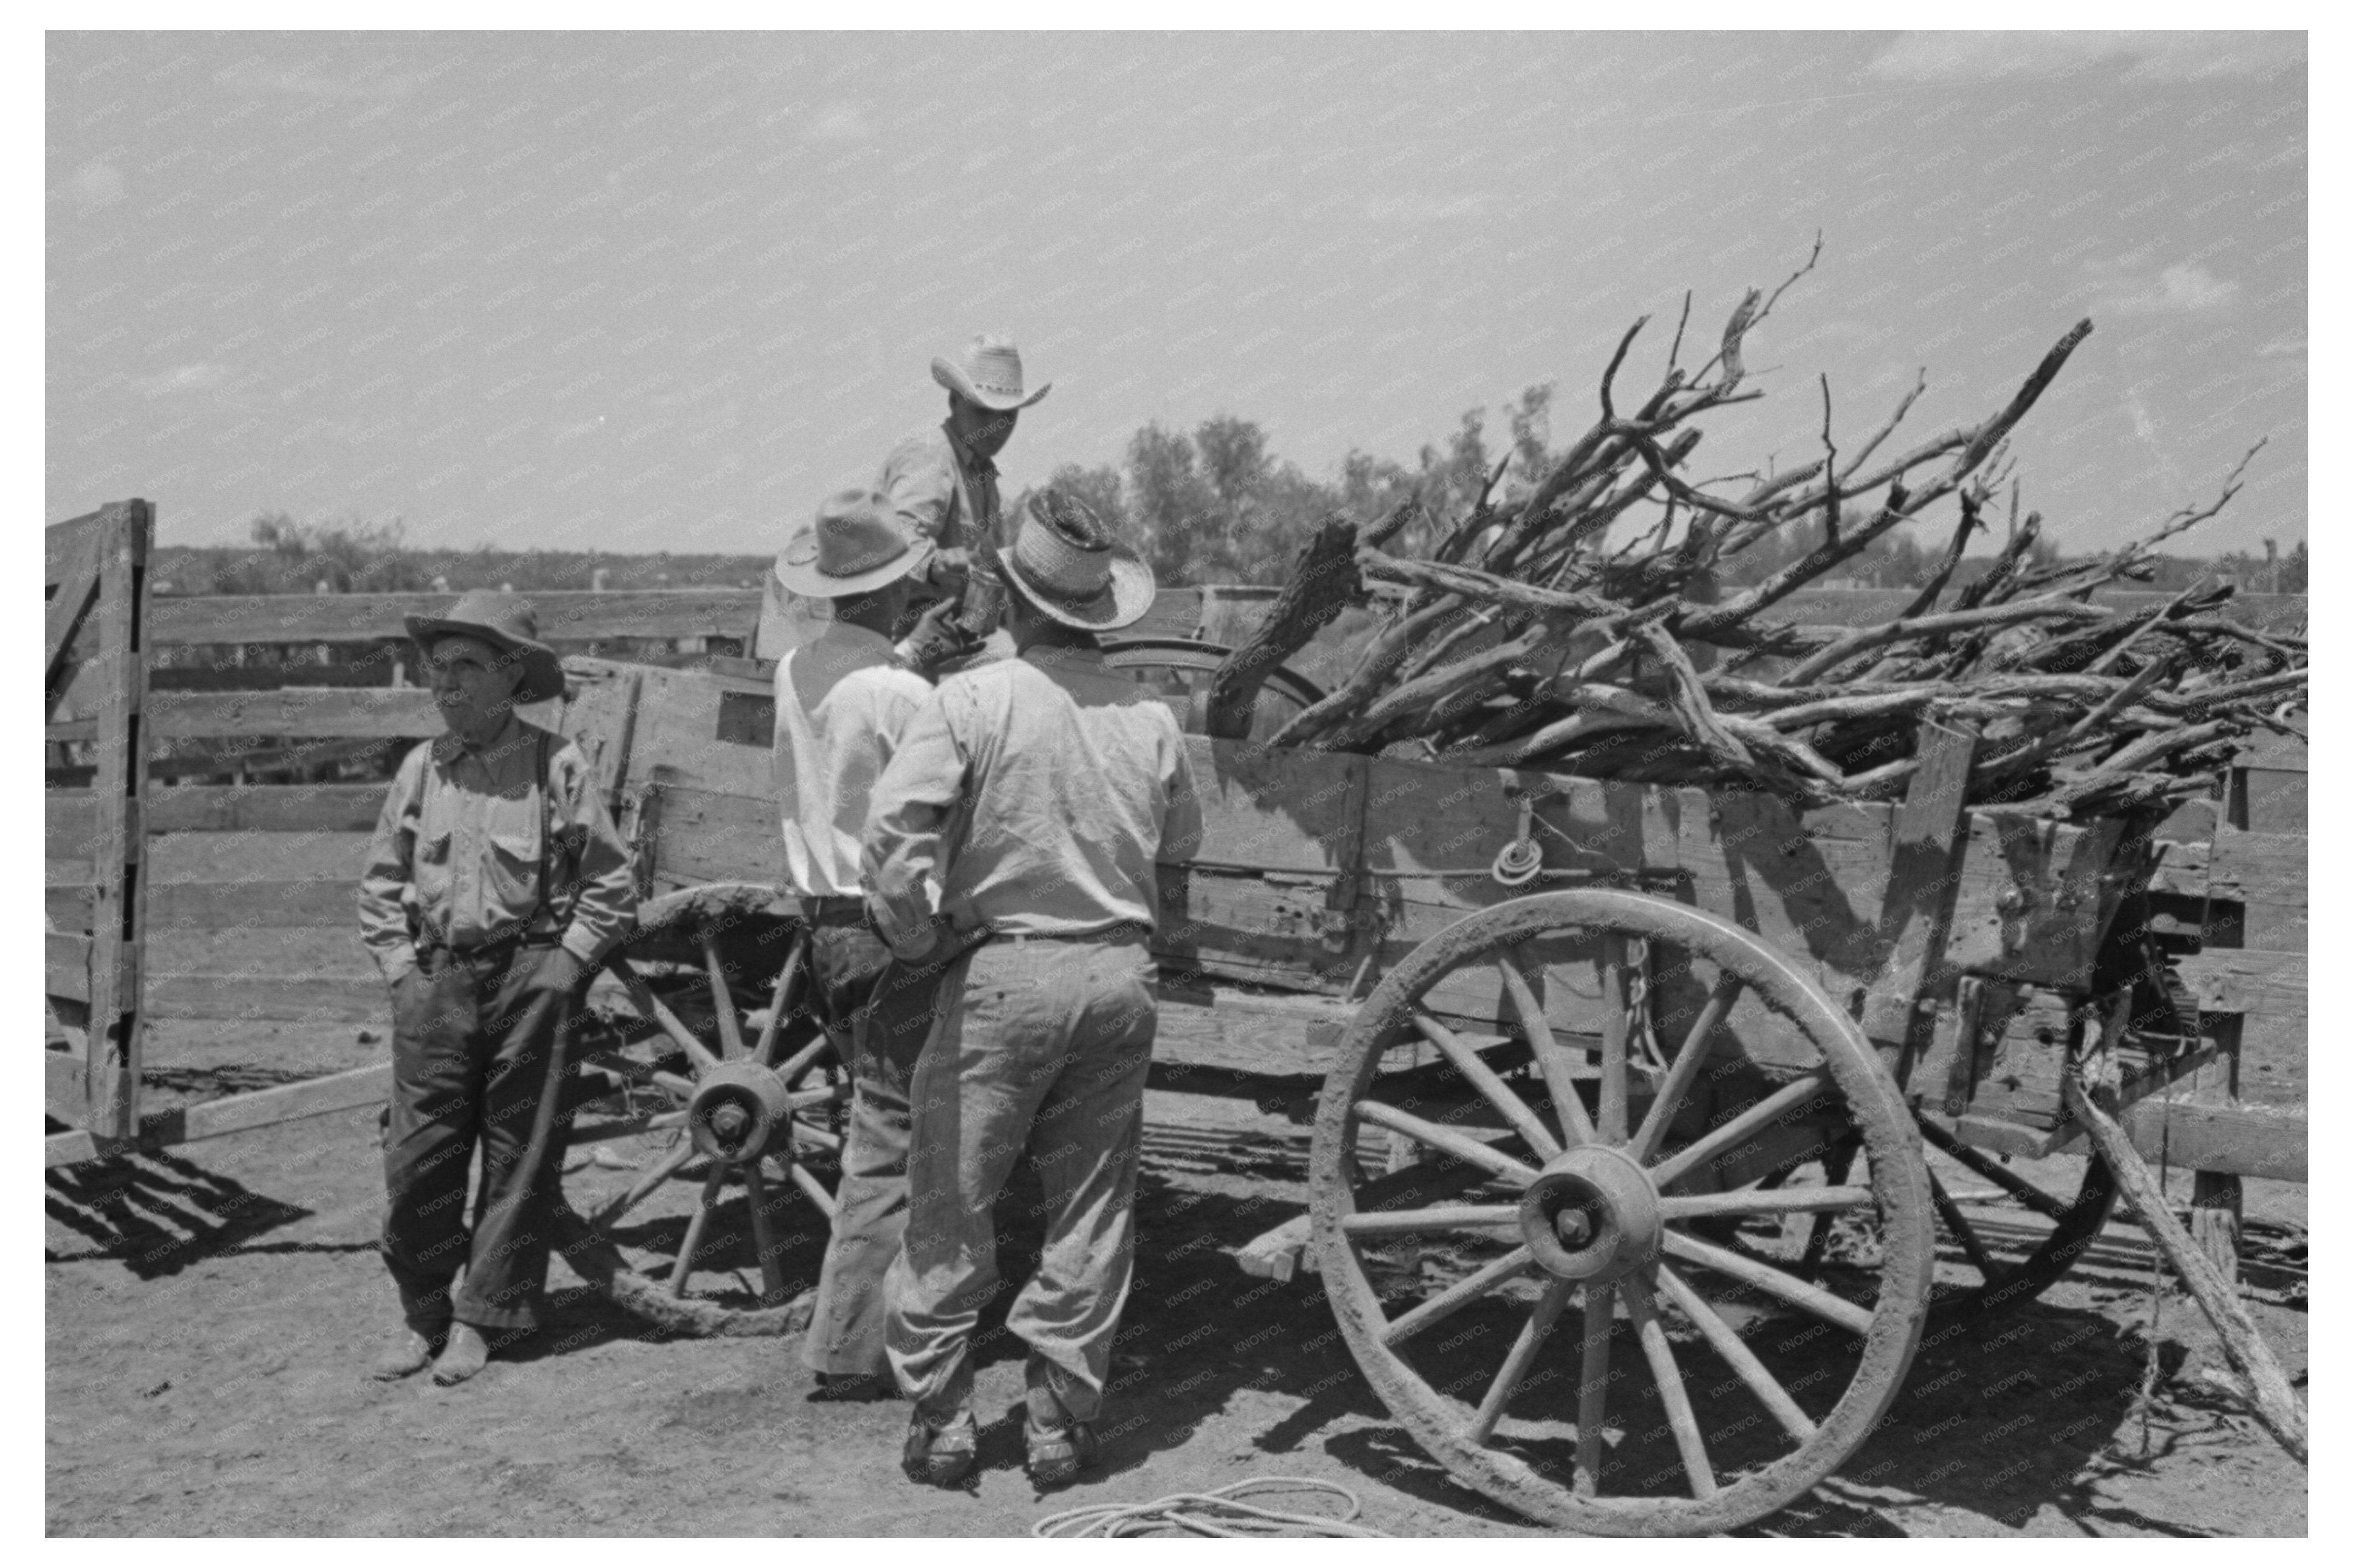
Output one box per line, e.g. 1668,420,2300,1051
997,490,1155,632
774,487,937,599
931,333,1051,412
405,589,566,705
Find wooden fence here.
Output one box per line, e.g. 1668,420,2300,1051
43,580,2306,1182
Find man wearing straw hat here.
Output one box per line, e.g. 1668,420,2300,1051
753,333,1048,662
770,488,975,1400
863,491,1203,1488
358,591,638,1385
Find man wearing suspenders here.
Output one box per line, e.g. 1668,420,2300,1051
357,592,638,1385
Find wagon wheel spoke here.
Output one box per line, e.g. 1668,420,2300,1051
1574,1284,1613,1497
742,1162,787,1307
698,932,746,1060
1466,1277,1576,1445
1496,953,1597,1149
1658,1185,1875,1221
774,1029,838,1090
752,930,810,1070
1379,1247,1536,1348
1628,973,1742,1164
588,1136,700,1229
1661,1229,1875,1336
667,1168,729,1298
1917,1117,2074,1223
1351,1100,1541,1186
1624,1273,1719,1500
1927,1169,1996,1277
1341,1204,1520,1238
1646,1070,1830,1192
608,954,723,1076
784,1156,838,1219
1596,935,1631,1143
791,1120,842,1154
1652,1262,1818,1443
1413,1011,1562,1162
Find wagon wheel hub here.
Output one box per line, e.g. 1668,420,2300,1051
686,1059,796,1165
1521,1143,1663,1283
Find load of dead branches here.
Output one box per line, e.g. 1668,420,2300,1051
1206,251,2306,821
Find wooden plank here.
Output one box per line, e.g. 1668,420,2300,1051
2110,1101,2307,1184
150,588,763,647
2175,948,2306,1017
1184,738,1367,875
145,831,375,883
80,501,151,1141
642,783,786,889
44,519,105,702
1861,720,1976,1048
144,973,386,1023
47,884,96,931
1150,987,1353,1081
46,930,93,1004
46,1063,395,1168
623,663,773,797
2237,770,2306,836
146,879,355,929
2206,827,2307,952
555,658,642,802
1942,813,2125,990
129,687,443,741
46,1050,89,1127
53,783,391,845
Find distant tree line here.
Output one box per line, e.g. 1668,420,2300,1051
156,405,2305,600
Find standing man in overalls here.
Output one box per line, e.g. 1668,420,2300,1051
754,333,1048,663
358,592,638,1385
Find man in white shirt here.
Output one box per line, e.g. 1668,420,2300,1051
864,491,1201,1488
771,488,973,1398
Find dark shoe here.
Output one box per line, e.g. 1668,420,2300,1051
1024,1414,1100,1489
901,1408,978,1487
431,1322,492,1386
812,1371,893,1403
370,1326,442,1382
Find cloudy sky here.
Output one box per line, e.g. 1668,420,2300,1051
47,30,2305,558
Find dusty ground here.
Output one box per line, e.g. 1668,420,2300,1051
47,1016,2307,1538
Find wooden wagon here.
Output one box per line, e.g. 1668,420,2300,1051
531,639,2219,1536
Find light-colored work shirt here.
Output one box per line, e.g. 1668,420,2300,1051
773,622,933,900
357,717,638,983
863,644,1204,952
878,420,1004,553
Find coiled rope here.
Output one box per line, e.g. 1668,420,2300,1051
1034,1476,1388,1538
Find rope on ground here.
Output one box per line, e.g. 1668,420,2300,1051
1032,1476,1389,1538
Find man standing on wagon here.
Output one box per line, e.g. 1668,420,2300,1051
358,592,638,1385
754,333,1046,664
770,488,976,1398
863,491,1202,1488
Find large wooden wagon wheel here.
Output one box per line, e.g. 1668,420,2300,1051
554,883,847,1337
1098,637,1327,740
1310,890,1934,1536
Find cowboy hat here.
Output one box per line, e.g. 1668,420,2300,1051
405,590,566,705
996,490,1156,632
931,333,1051,412
774,487,937,599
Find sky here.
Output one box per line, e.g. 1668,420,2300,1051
45,29,2307,558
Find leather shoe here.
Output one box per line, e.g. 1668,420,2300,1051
370,1326,442,1381
1023,1415,1100,1489
901,1408,978,1487
431,1322,492,1386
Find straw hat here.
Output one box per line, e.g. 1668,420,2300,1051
404,590,566,705
997,490,1155,631
773,488,937,599
931,333,1051,412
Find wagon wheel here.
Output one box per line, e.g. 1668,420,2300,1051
1098,636,1327,741
1310,890,1934,1536
1913,1113,2118,1318
553,883,846,1337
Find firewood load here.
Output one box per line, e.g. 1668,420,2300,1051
1209,252,2306,821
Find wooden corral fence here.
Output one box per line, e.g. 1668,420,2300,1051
43,567,2307,1198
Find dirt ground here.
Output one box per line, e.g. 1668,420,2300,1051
47,1016,2307,1538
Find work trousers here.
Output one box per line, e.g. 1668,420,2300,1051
885,934,1156,1424
798,907,951,1378
380,943,575,1334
